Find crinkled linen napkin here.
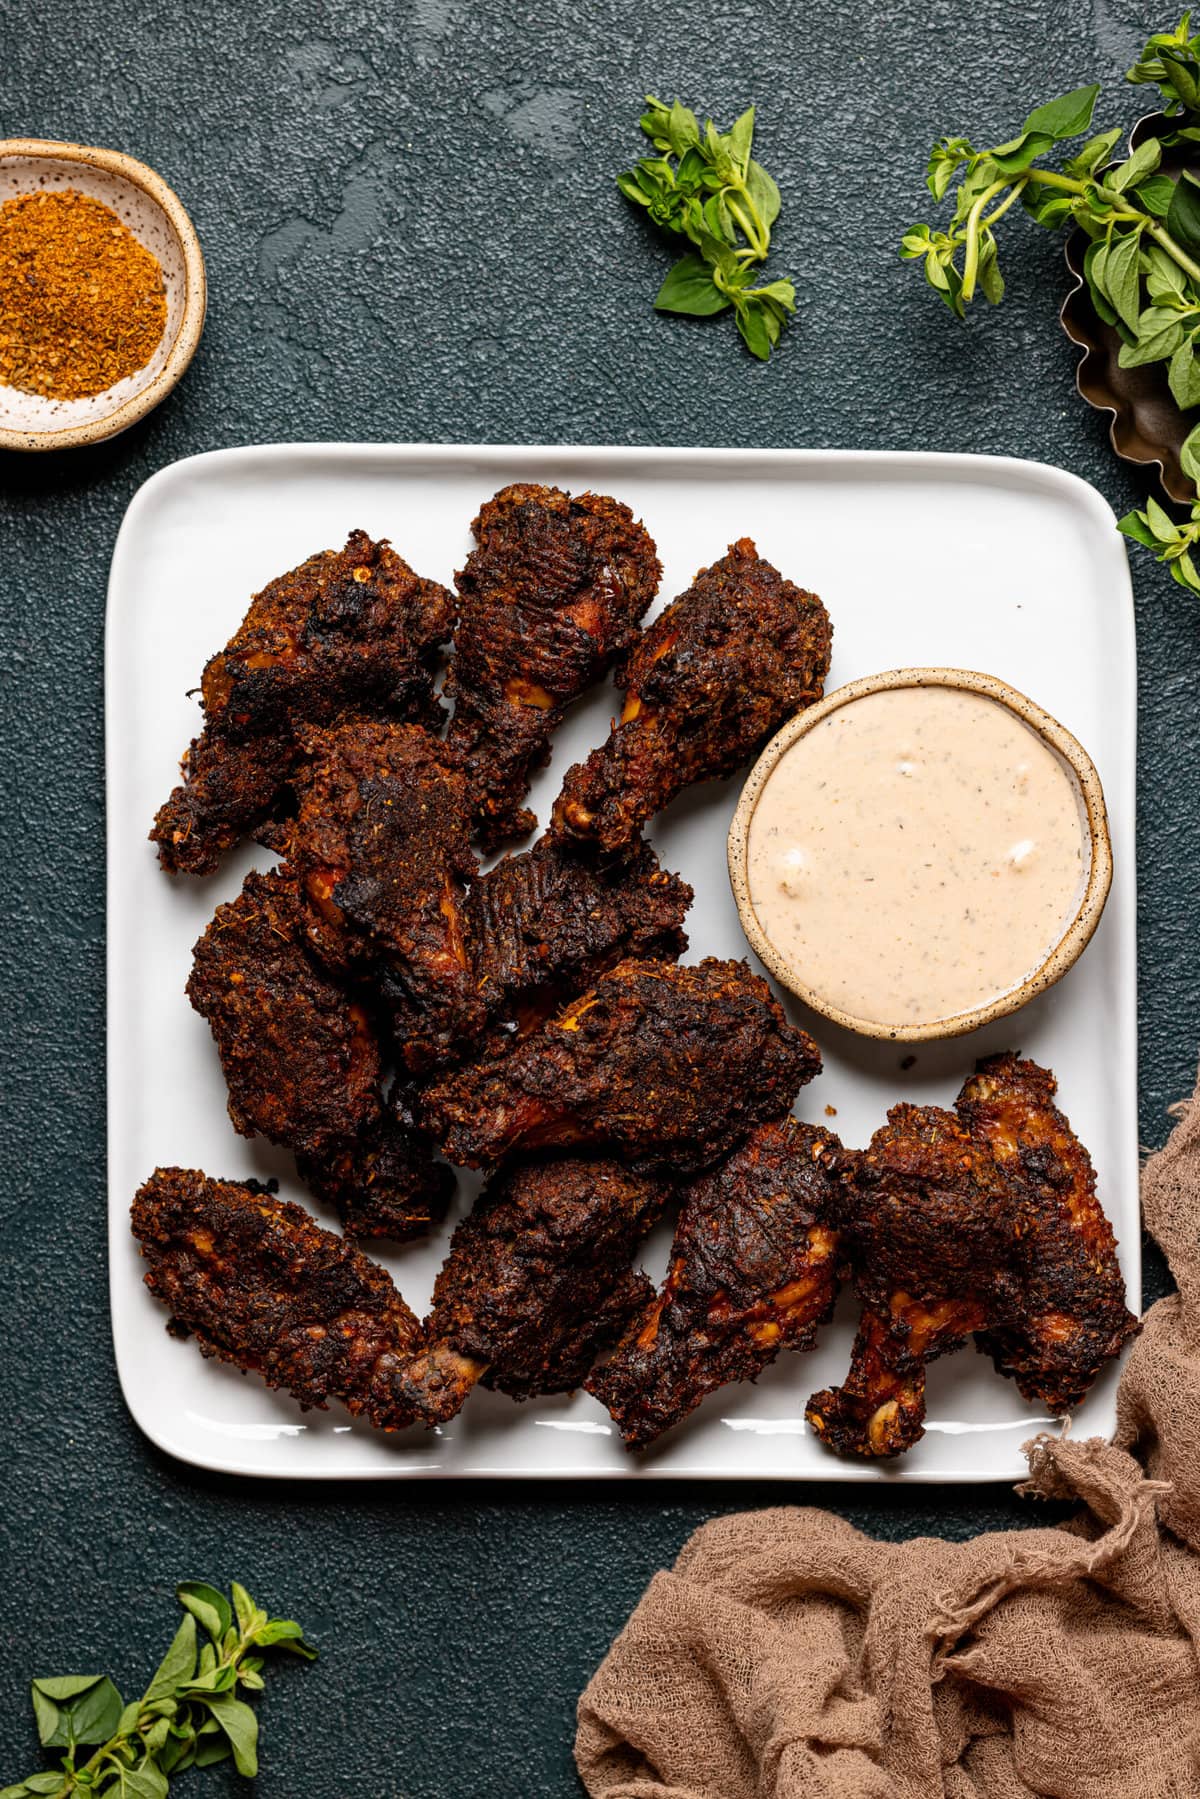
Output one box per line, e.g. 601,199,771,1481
575,1074,1200,1799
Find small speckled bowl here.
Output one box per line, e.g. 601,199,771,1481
727,668,1113,1043
0,138,205,451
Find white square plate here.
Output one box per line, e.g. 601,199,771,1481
107,444,1139,1482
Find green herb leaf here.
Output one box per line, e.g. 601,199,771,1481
989,130,1054,176
1106,137,1162,192
736,300,772,360
252,1618,318,1659
1134,173,1177,217
1118,309,1186,364
122,1763,170,1799
1169,336,1200,407
1022,84,1101,141
1104,230,1145,331
1063,127,1124,179
175,1584,232,1645
1117,508,1161,549
203,1696,259,1779
31,1675,123,1749
653,254,730,316
726,106,755,175
142,1616,197,1705
745,160,781,229
1084,242,1119,323
1168,168,1200,258
1181,420,1200,485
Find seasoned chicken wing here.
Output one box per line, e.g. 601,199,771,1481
447,484,660,847
423,957,820,1173
282,718,484,1072
807,1070,1137,1459
151,532,454,873
469,833,692,1040
131,1168,426,1428
805,1105,1013,1459
589,1120,843,1450
396,1157,666,1424
956,1053,1138,1412
187,869,451,1239
553,537,831,854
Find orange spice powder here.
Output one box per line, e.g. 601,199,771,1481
0,188,167,401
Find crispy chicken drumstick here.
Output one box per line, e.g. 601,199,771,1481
589,1120,843,1450
187,869,451,1240
423,957,820,1172
553,537,831,855
282,718,484,1072
396,1157,666,1424
131,1168,427,1429
151,532,454,874
447,484,661,847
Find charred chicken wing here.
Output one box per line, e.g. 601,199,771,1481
395,1157,666,1424
423,957,820,1172
553,538,831,854
131,1168,426,1428
469,833,692,1040
447,484,661,847
955,1053,1138,1412
805,1105,1016,1459
151,532,455,873
282,718,484,1072
187,869,451,1239
589,1120,843,1450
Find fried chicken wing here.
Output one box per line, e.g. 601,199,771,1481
469,833,692,1039
395,1157,666,1424
588,1120,843,1450
805,1105,1014,1458
131,1168,426,1428
187,869,451,1239
281,718,484,1071
956,1053,1138,1411
553,538,831,855
447,484,660,847
152,532,455,874
807,1071,1137,1459
423,957,820,1172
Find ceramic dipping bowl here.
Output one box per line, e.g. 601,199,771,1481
727,667,1114,1042
0,137,206,451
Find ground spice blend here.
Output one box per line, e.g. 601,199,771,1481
0,188,167,401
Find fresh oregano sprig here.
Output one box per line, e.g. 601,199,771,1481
0,1581,315,1798
901,17,1200,597
617,96,796,359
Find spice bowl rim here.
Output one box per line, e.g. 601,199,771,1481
0,136,206,452
726,666,1114,1043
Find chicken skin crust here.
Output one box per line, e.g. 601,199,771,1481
131,1168,426,1429
447,484,661,847
805,1105,1014,1459
553,537,831,854
955,1053,1138,1412
281,718,484,1073
469,832,692,1040
395,1157,666,1424
187,869,452,1240
151,531,455,874
422,956,820,1172
588,1120,843,1451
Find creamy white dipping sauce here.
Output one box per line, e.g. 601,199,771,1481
746,686,1089,1026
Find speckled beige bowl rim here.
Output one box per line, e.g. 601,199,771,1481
727,667,1114,1043
0,137,206,452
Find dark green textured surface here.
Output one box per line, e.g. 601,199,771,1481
1,2,1197,1793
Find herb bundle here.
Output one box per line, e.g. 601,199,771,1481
0,1582,315,1798
617,97,795,359
903,15,1200,594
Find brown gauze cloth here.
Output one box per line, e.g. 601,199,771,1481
575,1074,1200,1799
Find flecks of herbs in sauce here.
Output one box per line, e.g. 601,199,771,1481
746,686,1089,1025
